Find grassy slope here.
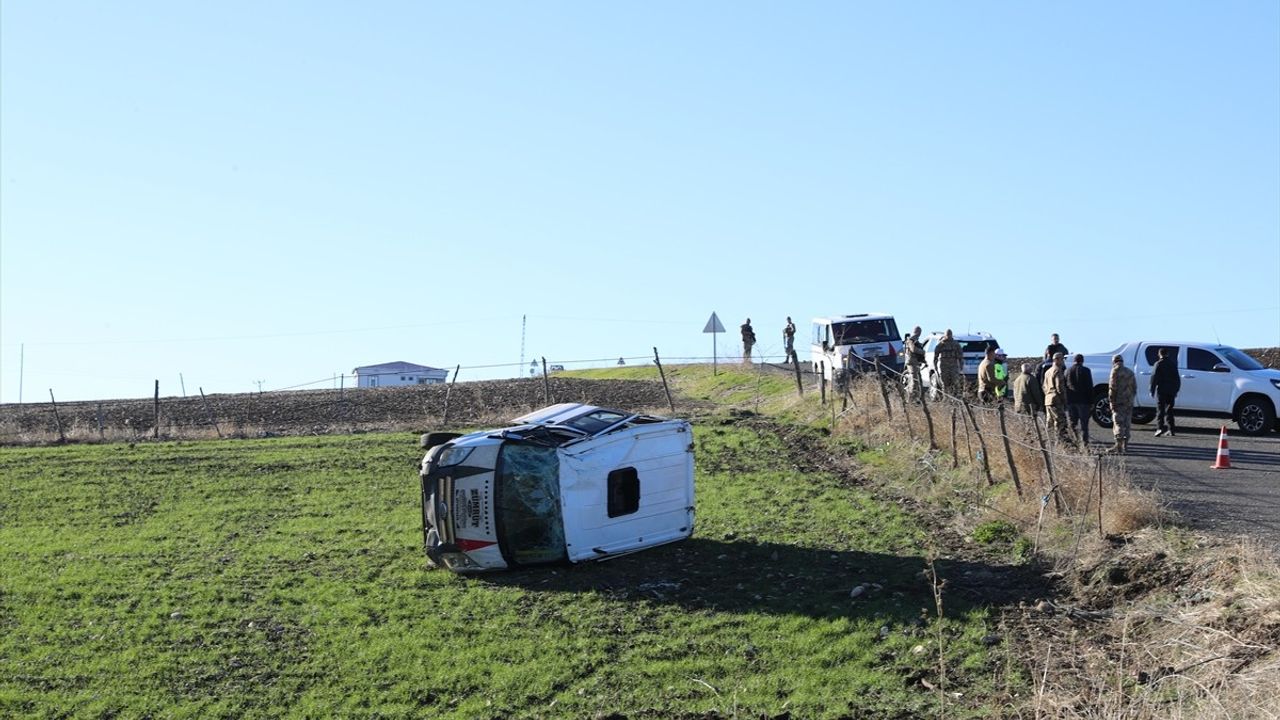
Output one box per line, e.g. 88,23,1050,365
0,367,1023,719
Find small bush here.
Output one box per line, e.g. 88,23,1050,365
972,520,1018,545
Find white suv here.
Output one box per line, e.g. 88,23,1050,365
919,331,1000,388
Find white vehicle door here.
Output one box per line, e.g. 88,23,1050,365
1133,344,1180,409
1179,347,1235,412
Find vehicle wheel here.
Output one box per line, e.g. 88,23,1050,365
1132,410,1155,425
1235,396,1276,436
421,431,462,449
1091,390,1114,428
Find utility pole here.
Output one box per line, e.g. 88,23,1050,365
179,373,187,397
519,314,527,377
254,379,265,395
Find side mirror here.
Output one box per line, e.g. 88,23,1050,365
1212,363,1231,373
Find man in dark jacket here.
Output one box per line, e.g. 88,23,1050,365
1065,353,1094,447
1150,347,1181,437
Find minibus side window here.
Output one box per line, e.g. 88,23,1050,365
607,467,640,517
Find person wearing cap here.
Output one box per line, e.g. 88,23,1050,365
993,349,1009,400
1042,352,1070,441
1108,354,1137,453
1013,363,1043,416
1065,353,1094,448
976,346,999,403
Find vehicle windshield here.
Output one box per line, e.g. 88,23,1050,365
495,443,567,566
832,319,896,345
1221,347,1265,371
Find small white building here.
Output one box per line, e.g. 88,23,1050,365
352,361,449,388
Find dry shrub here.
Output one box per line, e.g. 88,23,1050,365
1015,534,1280,719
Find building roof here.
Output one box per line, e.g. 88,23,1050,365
352,361,447,374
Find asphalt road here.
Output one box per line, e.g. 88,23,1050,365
1105,416,1280,548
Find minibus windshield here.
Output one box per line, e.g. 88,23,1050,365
495,443,567,565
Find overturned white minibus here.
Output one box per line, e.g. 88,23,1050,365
418,403,695,573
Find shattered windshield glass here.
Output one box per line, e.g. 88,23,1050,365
496,443,567,565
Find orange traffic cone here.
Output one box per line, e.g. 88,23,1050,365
1210,426,1232,469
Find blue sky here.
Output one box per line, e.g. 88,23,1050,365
2,2,1278,401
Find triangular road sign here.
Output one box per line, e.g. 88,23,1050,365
703,312,725,334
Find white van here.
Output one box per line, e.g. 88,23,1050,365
810,313,904,381
418,403,695,572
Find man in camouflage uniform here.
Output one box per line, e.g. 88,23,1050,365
1108,354,1137,453
782,317,797,364
1013,363,1043,416
932,328,964,399
741,318,756,364
903,326,924,400
1042,352,1070,441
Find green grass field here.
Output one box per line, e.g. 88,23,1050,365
1,411,1029,717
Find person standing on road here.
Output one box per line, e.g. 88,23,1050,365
933,329,965,400
741,319,757,364
993,349,1009,401
1108,354,1137,453
904,326,924,401
1044,333,1069,361
782,317,797,364
1013,363,1043,417
1150,347,1181,437
1065,353,1094,448
977,346,998,403
1042,352,1070,440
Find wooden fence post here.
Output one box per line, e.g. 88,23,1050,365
541,357,551,404
950,406,959,469
997,404,1023,497
893,378,915,440
1097,455,1105,538
963,401,994,486
153,380,160,439
1031,414,1064,515
199,388,223,438
653,347,676,414
49,389,66,443
791,355,804,397
441,364,461,426
876,361,892,420
920,393,937,451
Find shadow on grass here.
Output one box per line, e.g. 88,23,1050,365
479,538,1048,620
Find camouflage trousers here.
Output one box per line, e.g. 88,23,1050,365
936,370,962,400
1112,403,1133,442
906,364,923,400
1046,400,1069,440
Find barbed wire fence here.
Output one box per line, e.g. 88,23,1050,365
821,352,1158,566
0,345,1159,554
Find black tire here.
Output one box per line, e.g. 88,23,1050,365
421,431,462,449
1132,409,1156,425
1235,396,1276,436
1091,389,1114,428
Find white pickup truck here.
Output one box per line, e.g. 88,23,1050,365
1082,341,1280,436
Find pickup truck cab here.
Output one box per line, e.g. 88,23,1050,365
1083,342,1280,436
418,403,695,572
